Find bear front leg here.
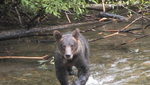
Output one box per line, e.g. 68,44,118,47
67,66,75,75
56,67,69,85
73,66,90,85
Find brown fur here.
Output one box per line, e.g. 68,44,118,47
53,28,90,85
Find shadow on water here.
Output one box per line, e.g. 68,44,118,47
0,21,150,85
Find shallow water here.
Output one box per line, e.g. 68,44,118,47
0,21,150,85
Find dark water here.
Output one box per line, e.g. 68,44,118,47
0,22,150,85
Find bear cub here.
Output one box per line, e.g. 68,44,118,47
53,28,90,85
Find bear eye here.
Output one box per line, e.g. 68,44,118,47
62,44,66,49
71,45,74,48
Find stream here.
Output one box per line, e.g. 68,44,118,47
0,21,150,85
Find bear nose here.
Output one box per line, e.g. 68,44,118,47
65,54,71,59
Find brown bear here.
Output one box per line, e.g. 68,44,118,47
53,28,90,85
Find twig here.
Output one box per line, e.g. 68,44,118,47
121,5,140,17
81,21,113,33
104,32,119,38
15,7,22,25
143,24,150,29
98,30,119,32
119,34,150,45
88,32,119,42
0,51,20,53
121,16,142,30
12,0,23,26
102,0,105,12
89,23,150,43
27,8,45,29
121,5,150,21
65,11,71,23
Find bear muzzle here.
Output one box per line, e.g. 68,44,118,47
65,54,71,59
64,46,73,60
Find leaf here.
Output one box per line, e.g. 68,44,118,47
21,0,98,18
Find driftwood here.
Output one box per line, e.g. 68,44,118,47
0,55,52,60
89,16,150,43
120,34,150,45
88,32,119,42
86,4,119,11
0,21,99,41
81,21,113,33
99,12,128,22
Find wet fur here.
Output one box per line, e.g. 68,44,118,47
53,29,90,85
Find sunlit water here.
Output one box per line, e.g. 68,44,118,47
0,22,150,85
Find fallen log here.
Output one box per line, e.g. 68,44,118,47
99,12,128,22
86,4,120,11
0,21,99,41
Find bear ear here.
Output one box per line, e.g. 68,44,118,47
53,30,62,41
72,28,80,40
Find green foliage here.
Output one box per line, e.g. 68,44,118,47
21,0,98,18
105,0,150,16
122,0,150,16
122,0,150,8
105,0,150,8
